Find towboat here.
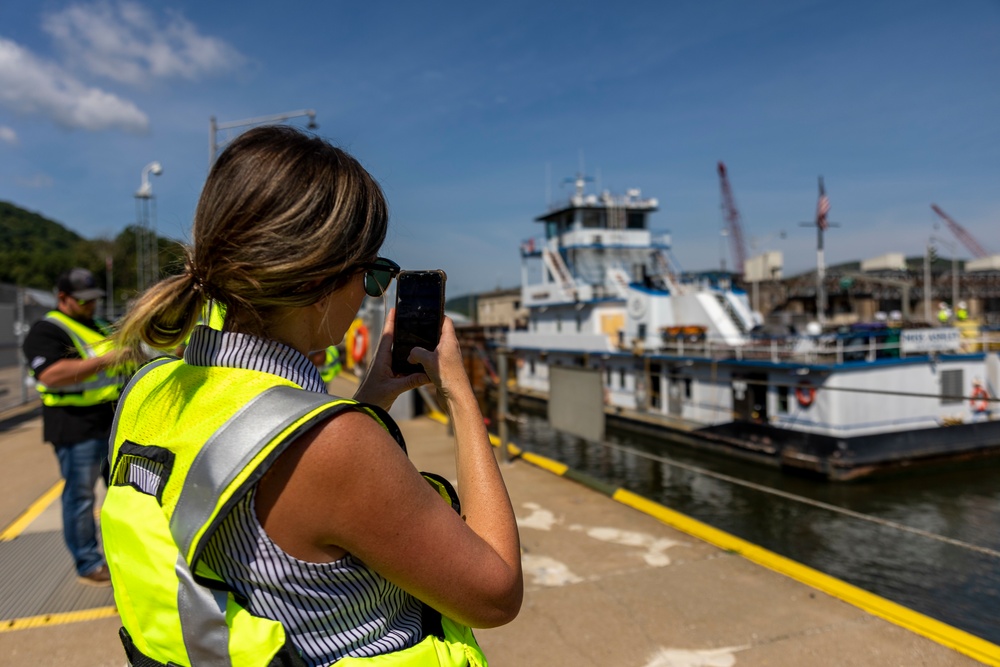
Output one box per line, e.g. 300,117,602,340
504,177,1000,480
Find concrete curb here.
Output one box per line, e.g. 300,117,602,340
423,409,1000,666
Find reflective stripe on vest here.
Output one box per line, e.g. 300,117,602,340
172,386,338,564
103,360,484,667
35,310,124,406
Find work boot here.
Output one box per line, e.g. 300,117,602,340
78,564,112,587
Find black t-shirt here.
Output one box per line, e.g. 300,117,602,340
22,316,115,447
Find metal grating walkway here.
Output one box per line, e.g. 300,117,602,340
0,531,114,623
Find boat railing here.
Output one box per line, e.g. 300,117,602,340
654,329,1000,365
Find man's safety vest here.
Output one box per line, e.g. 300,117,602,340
102,357,486,667
33,310,125,407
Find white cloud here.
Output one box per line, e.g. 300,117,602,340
0,37,149,133
43,1,246,86
0,126,17,145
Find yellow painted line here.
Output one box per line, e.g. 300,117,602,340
427,411,568,474
518,451,569,475
427,409,449,425
0,480,63,542
0,606,118,633
612,488,1000,667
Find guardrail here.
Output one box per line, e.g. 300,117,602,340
649,331,1000,366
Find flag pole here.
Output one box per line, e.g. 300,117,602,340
816,176,828,325
817,220,825,325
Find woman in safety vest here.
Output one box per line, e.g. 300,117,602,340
106,126,522,667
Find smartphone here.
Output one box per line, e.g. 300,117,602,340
391,270,447,375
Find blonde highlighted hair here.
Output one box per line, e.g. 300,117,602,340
115,125,388,365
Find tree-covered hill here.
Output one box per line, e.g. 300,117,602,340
0,200,185,303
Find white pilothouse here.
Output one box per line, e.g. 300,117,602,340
509,175,754,355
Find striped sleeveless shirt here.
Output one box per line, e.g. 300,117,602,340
188,327,424,666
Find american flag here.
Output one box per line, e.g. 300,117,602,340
816,177,830,231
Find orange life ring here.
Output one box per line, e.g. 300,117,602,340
971,385,990,413
351,324,369,363
795,383,816,408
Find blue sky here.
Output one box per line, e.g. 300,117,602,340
1,0,998,297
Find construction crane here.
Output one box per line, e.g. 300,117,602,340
931,204,989,259
717,161,748,275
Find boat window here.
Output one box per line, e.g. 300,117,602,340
777,384,789,413
606,367,612,386
684,378,692,399
627,212,646,229
556,315,562,332
619,368,626,388
529,359,535,375
940,369,964,405
582,209,605,228
638,323,647,339
575,312,582,332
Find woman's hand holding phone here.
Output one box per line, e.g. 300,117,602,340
353,308,430,411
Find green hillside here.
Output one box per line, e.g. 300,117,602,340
0,200,185,300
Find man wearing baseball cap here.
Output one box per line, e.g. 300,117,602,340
21,268,126,586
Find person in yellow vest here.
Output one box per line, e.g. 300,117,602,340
21,268,127,586
956,301,969,322
107,126,521,667
309,344,343,388
937,302,952,324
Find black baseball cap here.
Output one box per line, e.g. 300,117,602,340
56,268,105,301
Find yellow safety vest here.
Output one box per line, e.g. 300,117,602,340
102,357,485,667
319,346,342,383
33,311,125,407
181,302,228,348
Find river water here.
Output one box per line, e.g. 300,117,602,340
504,404,1000,645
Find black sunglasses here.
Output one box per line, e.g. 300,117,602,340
357,257,400,297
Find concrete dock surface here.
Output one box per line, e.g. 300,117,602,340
0,388,993,666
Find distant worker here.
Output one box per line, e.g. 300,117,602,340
956,301,969,322
21,268,127,586
310,344,343,387
937,302,952,325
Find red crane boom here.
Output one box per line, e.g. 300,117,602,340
717,161,748,275
931,204,989,259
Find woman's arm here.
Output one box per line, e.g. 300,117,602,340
256,319,522,627
257,411,522,627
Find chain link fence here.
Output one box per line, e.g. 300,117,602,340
0,283,54,414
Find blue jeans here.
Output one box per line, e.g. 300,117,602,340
54,437,107,576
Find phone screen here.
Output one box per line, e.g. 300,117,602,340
392,270,446,375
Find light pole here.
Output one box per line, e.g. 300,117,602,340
209,109,317,166
135,161,163,292
930,235,959,317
